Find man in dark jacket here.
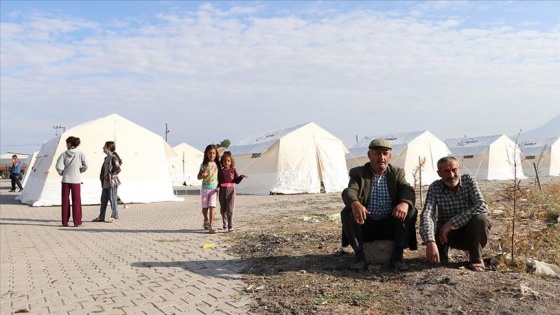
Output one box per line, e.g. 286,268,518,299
341,138,417,271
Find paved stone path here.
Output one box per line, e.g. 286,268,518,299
0,186,254,315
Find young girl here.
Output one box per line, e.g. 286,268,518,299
197,144,220,233
218,151,247,232
55,136,88,227
92,141,122,223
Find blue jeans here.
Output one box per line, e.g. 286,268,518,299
99,187,119,219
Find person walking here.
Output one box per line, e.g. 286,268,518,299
9,155,24,192
197,144,220,233
217,151,247,232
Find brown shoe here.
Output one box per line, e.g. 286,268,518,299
468,260,485,272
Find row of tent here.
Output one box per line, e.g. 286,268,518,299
16,114,559,206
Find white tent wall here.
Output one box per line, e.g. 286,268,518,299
275,135,322,194
315,137,350,193
234,142,281,195
456,153,490,179
445,135,526,180
20,114,180,206
232,122,348,195
520,137,560,177
20,136,63,206
346,131,451,186
487,136,526,180
168,143,203,186
21,151,38,187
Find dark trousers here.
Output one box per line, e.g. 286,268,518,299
341,205,418,255
61,183,82,226
436,214,491,262
10,174,23,190
219,186,236,229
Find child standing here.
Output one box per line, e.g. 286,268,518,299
197,144,220,233
92,141,122,223
218,151,247,232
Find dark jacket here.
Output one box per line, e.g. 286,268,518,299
341,163,418,250
342,163,415,210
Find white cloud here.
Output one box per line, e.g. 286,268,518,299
1,3,559,153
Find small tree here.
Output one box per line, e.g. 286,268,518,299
218,139,231,148
412,157,426,209
532,144,548,194
510,130,522,266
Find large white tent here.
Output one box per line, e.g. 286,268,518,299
346,131,451,186
20,114,180,206
444,135,526,180
168,142,203,186
228,122,349,195
519,137,560,177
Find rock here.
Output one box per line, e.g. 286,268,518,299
363,240,394,264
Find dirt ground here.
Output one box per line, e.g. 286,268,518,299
226,177,560,315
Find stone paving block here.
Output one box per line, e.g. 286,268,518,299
0,305,13,315
121,304,165,315
0,192,256,315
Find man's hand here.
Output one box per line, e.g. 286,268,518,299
392,202,409,221
439,221,453,244
350,201,368,225
425,241,440,263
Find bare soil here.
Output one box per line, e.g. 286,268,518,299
226,177,560,315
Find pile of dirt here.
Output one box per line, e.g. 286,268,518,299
226,178,560,314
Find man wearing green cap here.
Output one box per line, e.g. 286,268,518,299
341,138,417,271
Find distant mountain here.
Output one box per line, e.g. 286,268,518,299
518,114,560,140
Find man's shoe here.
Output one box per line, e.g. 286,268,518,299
18,188,23,192
8,190,15,192
350,251,367,270
92,217,104,222
391,258,409,271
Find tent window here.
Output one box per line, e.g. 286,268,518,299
251,153,262,158
463,155,474,159
525,155,536,160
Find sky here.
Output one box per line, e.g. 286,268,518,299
1,0,559,154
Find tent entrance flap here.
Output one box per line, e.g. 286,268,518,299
314,137,348,193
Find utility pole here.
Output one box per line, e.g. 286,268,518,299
53,125,65,136
165,123,170,142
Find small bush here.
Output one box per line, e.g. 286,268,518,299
500,182,560,268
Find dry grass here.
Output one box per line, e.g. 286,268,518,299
498,182,560,268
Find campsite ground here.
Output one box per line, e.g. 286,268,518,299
226,176,560,315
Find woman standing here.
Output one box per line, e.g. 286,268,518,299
56,136,88,227
92,141,122,223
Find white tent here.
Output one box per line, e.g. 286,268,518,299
20,114,181,206
168,142,203,186
444,135,526,180
346,131,451,186
519,137,560,177
228,122,349,195
21,151,38,187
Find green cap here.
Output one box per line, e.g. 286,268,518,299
368,138,392,150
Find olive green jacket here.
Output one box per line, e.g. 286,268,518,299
342,163,415,210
